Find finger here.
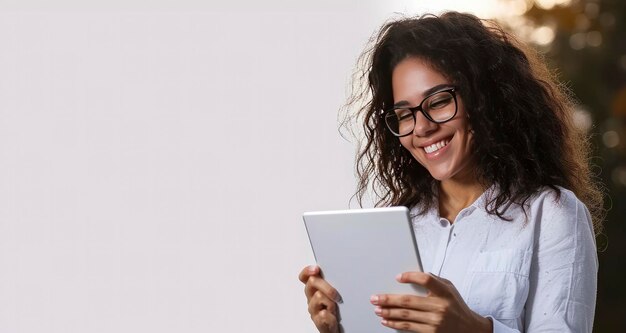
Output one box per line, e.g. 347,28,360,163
375,306,440,325
298,265,319,283
313,309,339,333
305,275,341,302
381,318,431,333
371,294,441,312
308,290,337,316
396,272,451,297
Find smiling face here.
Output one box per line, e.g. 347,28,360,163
392,57,475,182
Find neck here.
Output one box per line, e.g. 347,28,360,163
438,167,486,222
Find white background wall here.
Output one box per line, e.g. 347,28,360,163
0,1,484,332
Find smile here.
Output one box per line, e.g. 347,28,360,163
423,138,450,154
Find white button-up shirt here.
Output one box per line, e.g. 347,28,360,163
411,186,598,332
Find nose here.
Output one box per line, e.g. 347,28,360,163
412,111,438,137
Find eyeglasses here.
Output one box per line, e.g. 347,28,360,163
383,87,458,137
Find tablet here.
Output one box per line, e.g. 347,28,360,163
303,207,425,333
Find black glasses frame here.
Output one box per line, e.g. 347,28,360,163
383,87,458,137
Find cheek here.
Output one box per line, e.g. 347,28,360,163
462,127,474,148
399,136,414,148
398,138,407,149
398,138,426,165
399,138,414,154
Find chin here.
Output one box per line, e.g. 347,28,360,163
429,172,452,181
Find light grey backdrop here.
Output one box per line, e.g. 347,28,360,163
0,1,489,332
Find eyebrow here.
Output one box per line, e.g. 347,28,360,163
393,84,454,108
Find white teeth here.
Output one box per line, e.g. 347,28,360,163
424,139,449,154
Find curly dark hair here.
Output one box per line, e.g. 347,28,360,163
341,11,604,233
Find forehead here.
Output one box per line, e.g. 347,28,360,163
391,57,448,102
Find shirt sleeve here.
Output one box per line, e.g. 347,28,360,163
523,190,598,332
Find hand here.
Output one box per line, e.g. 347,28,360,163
370,272,492,333
298,265,341,333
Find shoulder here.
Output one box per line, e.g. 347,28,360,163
530,185,578,207
527,186,589,221
528,186,596,258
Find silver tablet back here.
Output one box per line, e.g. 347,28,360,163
303,207,425,333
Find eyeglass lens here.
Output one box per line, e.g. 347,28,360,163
385,91,456,136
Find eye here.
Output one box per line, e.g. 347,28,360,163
395,109,413,121
428,95,453,110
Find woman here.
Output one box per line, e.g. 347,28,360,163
298,11,604,333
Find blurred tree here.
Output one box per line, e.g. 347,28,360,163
496,0,626,331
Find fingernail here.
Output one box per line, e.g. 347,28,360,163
374,306,382,316
308,265,317,273
381,319,388,325
334,293,343,304
395,273,402,281
370,295,379,304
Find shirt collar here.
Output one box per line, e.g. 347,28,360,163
411,183,498,222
